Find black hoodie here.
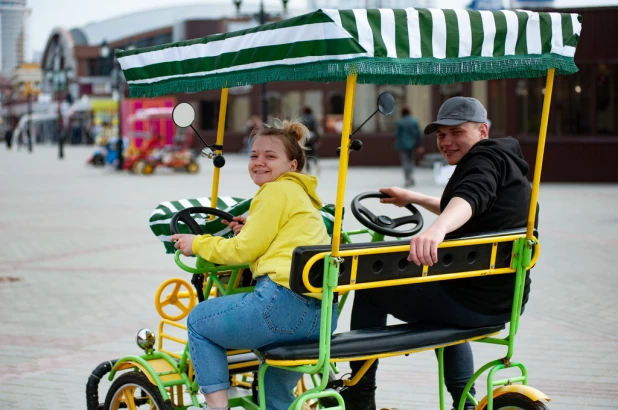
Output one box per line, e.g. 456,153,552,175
439,137,533,315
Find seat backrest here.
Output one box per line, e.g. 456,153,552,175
289,227,537,294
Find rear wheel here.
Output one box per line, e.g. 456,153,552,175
186,161,199,174
103,371,173,410
132,159,146,174
142,163,155,175
478,392,550,410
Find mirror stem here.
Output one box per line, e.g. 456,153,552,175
351,109,378,136
190,124,212,148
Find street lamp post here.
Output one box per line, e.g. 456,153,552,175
52,52,66,159
24,83,33,153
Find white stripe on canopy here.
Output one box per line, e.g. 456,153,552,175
455,9,472,58
524,11,542,55
406,8,422,59
502,10,519,56
126,52,371,85
380,9,397,58
118,22,353,70
479,11,496,57
354,9,375,57
429,8,447,59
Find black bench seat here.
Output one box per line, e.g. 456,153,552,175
264,322,504,362
227,352,260,374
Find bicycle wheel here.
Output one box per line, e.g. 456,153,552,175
478,392,550,410
104,371,174,410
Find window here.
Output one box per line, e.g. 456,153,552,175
515,64,618,137
596,64,618,135
199,100,216,130
487,80,506,136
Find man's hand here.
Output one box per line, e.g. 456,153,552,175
222,216,247,236
170,234,197,257
408,226,446,266
379,186,414,207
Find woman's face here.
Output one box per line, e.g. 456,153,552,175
249,135,297,186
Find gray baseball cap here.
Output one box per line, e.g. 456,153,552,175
424,96,487,135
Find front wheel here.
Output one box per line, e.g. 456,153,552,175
103,371,173,410
477,392,550,410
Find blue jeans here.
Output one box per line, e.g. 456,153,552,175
187,276,338,410
350,282,512,408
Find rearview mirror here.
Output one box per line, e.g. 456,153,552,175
172,103,196,128
377,92,395,116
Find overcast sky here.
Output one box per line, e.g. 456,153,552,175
29,0,618,58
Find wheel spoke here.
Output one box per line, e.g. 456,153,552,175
121,386,138,410
178,301,189,314
172,282,182,296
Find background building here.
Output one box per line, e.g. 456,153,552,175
24,3,618,181
0,0,31,77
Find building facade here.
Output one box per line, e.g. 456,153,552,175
33,4,618,181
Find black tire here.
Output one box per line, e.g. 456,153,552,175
103,371,174,410
478,392,550,410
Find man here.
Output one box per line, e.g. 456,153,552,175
395,107,424,186
301,106,320,175
335,97,533,410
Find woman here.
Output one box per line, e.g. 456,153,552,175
171,119,337,410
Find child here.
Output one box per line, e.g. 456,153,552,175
170,119,337,410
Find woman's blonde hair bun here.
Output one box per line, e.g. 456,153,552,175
269,118,309,144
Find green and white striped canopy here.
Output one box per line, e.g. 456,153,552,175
117,8,582,98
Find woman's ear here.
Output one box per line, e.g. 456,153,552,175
290,159,298,171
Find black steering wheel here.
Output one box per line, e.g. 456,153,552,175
170,206,235,235
351,192,424,237
170,206,236,303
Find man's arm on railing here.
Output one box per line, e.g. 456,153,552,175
408,197,472,266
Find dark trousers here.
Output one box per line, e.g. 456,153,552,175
349,282,511,408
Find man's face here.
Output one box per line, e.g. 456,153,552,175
436,122,488,165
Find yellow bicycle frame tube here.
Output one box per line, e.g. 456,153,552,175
331,73,357,256
210,87,229,215
527,69,554,240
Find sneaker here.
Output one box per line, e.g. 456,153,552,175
404,178,415,187
319,385,376,410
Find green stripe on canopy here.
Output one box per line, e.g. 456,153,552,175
117,8,583,98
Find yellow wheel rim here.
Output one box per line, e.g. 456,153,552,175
187,162,199,173
109,383,157,409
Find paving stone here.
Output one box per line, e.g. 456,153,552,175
1,145,617,410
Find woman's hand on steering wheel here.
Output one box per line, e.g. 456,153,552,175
222,216,247,236
170,234,197,257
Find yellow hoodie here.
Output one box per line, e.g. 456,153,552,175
192,172,330,291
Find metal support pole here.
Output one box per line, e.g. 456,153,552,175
116,77,124,171
260,0,268,124
57,83,64,159
27,93,32,152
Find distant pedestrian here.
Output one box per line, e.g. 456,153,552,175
4,129,12,150
395,107,424,187
301,106,320,175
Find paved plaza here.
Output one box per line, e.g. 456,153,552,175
1,144,617,410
